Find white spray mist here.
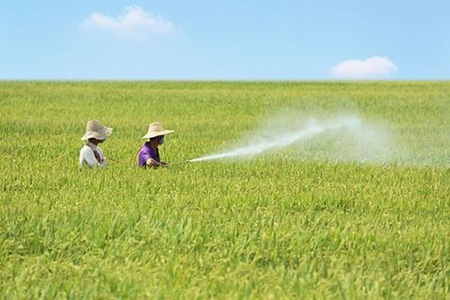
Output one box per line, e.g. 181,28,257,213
190,114,391,163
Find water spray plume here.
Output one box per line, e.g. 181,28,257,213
189,115,367,163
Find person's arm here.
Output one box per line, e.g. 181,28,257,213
146,158,162,168
98,158,108,169
140,147,161,168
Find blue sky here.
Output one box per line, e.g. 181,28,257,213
1,0,449,80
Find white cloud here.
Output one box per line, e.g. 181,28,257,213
81,6,177,40
330,56,398,79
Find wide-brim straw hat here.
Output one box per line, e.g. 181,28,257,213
142,122,174,139
81,120,113,141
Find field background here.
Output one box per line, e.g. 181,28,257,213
0,81,449,299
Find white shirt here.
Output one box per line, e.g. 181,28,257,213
79,142,108,168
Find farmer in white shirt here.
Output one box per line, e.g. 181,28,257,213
79,120,113,168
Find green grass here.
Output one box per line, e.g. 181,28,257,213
0,81,449,299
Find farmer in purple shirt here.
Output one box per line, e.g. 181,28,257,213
138,122,174,168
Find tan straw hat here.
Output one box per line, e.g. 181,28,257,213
81,120,113,141
142,122,174,139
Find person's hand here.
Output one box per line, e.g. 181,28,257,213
146,158,162,168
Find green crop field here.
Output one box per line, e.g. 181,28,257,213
0,81,449,299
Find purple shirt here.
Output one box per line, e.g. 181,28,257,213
138,143,160,167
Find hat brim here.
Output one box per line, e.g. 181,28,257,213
142,129,174,139
81,127,113,141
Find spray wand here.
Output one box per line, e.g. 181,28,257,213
169,159,193,166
